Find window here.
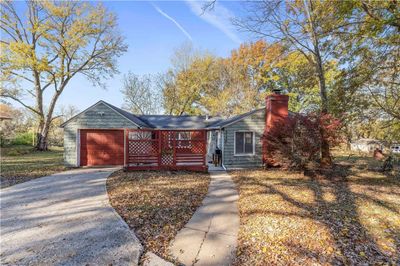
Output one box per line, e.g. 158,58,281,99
177,132,191,148
129,131,153,140
235,132,254,155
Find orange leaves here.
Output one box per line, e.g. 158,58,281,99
107,170,210,260
230,164,400,265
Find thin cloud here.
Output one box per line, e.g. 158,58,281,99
185,1,241,44
151,3,193,41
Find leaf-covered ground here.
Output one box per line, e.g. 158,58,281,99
107,170,210,260
231,158,400,265
1,146,65,188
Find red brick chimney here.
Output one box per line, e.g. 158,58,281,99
263,91,289,166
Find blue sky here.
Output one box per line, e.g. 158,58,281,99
46,1,254,113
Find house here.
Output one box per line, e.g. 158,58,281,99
350,138,385,153
60,93,289,170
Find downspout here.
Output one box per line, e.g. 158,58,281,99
221,128,227,170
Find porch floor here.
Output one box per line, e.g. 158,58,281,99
208,164,225,172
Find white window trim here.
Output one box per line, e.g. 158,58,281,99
234,131,256,156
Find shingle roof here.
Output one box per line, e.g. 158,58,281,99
61,100,272,129
60,100,151,128
207,107,265,128
138,115,223,129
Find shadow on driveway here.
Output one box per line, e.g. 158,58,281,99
0,168,143,265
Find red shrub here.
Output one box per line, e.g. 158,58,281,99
263,113,342,169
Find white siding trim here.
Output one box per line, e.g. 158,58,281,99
76,129,80,167
221,129,225,165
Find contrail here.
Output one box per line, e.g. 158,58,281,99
152,3,193,41
185,1,241,44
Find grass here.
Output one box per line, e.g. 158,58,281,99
1,145,65,188
107,170,210,260
230,152,400,265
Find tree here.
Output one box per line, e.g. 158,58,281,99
46,104,80,147
160,43,213,115
330,0,400,120
160,39,338,118
0,1,127,150
323,1,400,146
228,40,340,113
59,104,80,122
235,0,340,166
0,103,22,145
121,73,162,115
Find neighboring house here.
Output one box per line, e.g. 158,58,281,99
391,144,400,154
0,113,12,121
350,138,385,153
61,93,289,170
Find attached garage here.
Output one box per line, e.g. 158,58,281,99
61,101,146,167
80,129,124,166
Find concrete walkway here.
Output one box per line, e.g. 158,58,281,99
169,171,239,266
0,168,143,266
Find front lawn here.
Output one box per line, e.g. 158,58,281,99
1,145,65,188
107,170,210,260
231,157,400,265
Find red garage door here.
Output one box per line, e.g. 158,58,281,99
80,129,124,166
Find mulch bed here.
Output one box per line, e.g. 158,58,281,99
107,170,210,260
230,163,400,265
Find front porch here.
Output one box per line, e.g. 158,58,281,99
125,129,208,172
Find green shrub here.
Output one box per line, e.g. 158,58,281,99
10,132,34,146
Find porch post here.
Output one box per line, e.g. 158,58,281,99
125,129,129,169
158,130,161,169
203,130,207,171
173,131,176,169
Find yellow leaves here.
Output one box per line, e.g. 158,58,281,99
262,246,267,253
5,42,49,71
2,0,125,83
41,1,72,18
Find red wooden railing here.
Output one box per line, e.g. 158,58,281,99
125,129,207,172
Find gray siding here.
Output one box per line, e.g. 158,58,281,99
222,109,265,169
63,102,138,167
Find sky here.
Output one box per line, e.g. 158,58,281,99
12,1,257,113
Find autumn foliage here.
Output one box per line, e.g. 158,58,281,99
263,113,342,169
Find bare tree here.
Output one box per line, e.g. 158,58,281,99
59,105,80,122
0,1,127,150
121,73,162,115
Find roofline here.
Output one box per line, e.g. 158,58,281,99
60,100,143,128
215,108,265,129
100,101,151,128
151,128,209,131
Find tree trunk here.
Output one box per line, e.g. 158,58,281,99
34,85,64,151
305,0,332,167
320,127,332,166
317,66,332,166
36,121,50,151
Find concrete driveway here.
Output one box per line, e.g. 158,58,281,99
0,168,143,266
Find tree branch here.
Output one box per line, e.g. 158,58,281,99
1,94,40,115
